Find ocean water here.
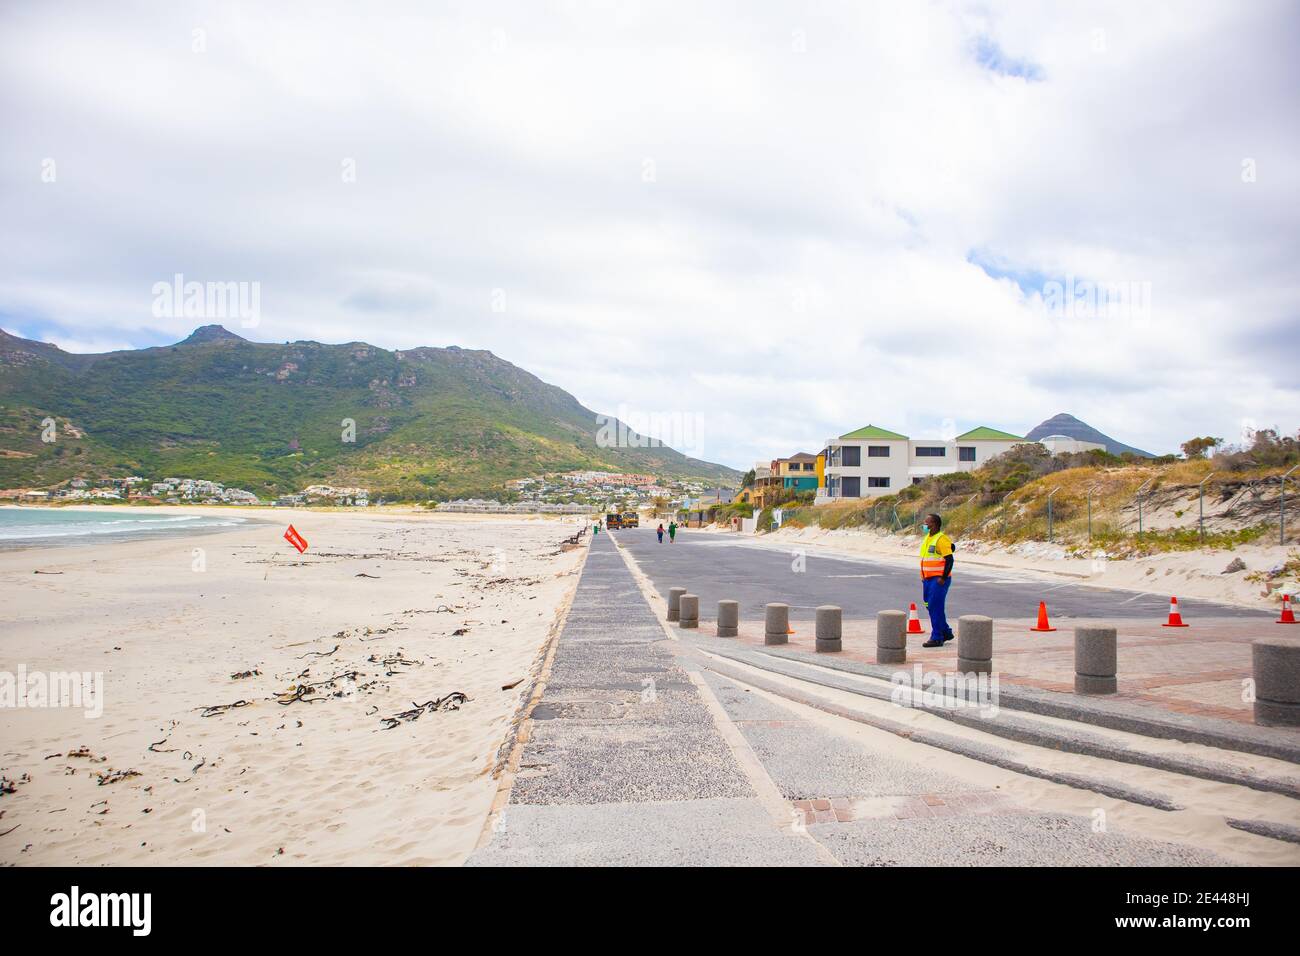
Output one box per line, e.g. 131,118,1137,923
0,507,256,547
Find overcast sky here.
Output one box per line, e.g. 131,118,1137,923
2,1,1297,469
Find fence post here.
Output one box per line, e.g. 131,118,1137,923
1134,478,1154,537
1047,487,1060,543
1086,485,1094,541
1282,465,1299,546
1198,472,1215,543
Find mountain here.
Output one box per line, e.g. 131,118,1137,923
1024,412,1154,458
0,326,739,498
179,324,248,346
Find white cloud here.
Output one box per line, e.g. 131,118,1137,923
1,0,1296,466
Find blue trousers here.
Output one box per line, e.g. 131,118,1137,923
922,576,953,638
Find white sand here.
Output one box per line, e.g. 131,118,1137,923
0,509,587,866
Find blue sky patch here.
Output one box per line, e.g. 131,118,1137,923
972,34,1044,81
966,250,1055,296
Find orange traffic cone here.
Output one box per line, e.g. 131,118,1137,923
907,603,925,635
1277,594,1297,625
1162,596,1189,627
1030,601,1056,632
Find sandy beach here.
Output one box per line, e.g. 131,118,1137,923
0,508,588,866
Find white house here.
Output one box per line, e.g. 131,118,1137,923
818,425,1027,502
1038,434,1106,455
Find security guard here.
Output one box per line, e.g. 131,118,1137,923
919,512,955,647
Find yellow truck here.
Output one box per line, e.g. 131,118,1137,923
620,511,639,528
605,513,624,530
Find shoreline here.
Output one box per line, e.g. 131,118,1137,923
0,503,592,552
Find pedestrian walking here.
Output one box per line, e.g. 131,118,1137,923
656,523,665,543
668,520,677,543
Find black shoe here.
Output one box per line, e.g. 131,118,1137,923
942,631,956,644
921,639,945,648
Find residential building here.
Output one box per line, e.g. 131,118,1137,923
1038,434,1107,455
743,453,820,509
737,461,771,506
819,424,1026,502
777,452,819,492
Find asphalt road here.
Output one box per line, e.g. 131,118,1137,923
613,527,1269,622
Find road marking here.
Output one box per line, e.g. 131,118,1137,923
687,668,840,865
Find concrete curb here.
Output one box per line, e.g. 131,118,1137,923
696,654,1183,812
1225,817,1300,846
476,530,592,850
687,638,1300,799
736,641,1300,765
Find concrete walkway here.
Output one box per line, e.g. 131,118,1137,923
468,530,826,865
469,531,1243,866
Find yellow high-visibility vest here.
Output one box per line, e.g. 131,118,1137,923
920,531,953,579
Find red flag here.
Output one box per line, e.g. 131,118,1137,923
284,524,308,554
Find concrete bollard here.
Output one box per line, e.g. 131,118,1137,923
679,594,699,629
716,600,739,638
876,610,906,664
956,615,993,674
667,586,686,622
815,605,842,653
1252,636,1300,727
764,603,789,646
1074,626,1117,694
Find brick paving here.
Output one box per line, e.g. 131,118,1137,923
792,790,1018,826
694,616,1279,724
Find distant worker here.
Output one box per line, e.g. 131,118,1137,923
593,521,599,536
919,513,956,647
668,520,677,543
657,523,665,544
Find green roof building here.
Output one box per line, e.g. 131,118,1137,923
839,424,909,441
819,422,1028,502
954,426,1024,441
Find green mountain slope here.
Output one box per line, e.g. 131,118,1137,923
0,326,738,499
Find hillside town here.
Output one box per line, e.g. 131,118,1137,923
0,468,728,514
0,475,370,507
438,470,729,515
